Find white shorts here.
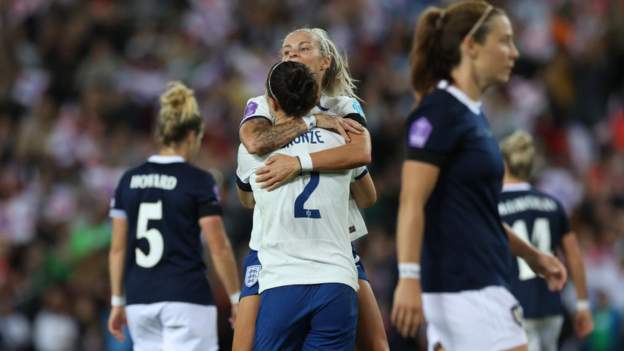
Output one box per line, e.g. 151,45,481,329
423,286,527,351
524,315,564,351
126,302,218,351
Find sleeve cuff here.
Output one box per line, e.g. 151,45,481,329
109,209,127,218
199,202,224,217
344,113,367,128
240,115,271,127
236,175,252,192
405,148,447,166
354,168,368,180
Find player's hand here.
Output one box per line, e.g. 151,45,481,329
315,114,364,142
108,306,127,342
256,154,300,191
574,308,593,338
391,278,424,338
527,252,567,291
229,303,239,329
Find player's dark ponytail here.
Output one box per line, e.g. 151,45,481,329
266,61,318,118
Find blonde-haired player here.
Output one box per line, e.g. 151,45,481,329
499,131,593,351
234,27,388,351
108,82,240,351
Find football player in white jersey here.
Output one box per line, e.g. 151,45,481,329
237,60,375,350
233,28,388,351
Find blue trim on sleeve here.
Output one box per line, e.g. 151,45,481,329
236,175,252,192
354,168,368,180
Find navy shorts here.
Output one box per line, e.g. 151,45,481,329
254,283,358,351
239,247,368,300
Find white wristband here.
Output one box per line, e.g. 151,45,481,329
398,263,421,280
111,295,126,307
229,291,240,305
576,299,590,311
303,115,317,130
297,153,314,173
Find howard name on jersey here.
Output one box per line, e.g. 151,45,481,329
110,156,222,305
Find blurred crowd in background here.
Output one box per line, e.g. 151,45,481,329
1,0,624,350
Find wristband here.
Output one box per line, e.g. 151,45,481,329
298,153,313,172
303,115,317,130
398,263,421,280
111,295,126,307
576,299,590,311
229,291,240,305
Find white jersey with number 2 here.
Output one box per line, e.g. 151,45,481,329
237,127,359,293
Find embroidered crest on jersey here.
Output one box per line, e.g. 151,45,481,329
511,304,524,326
409,117,433,148
352,100,364,116
243,101,258,118
245,264,261,287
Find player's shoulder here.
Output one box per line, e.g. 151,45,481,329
245,95,268,108
528,188,564,209
413,90,465,122
243,95,269,116
321,95,365,117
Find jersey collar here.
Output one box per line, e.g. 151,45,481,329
437,80,482,115
148,155,185,164
502,182,531,192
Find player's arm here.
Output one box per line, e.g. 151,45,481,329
504,223,567,291
350,171,376,209
256,127,371,191
560,232,593,337
391,160,439,338
200,216,241,300
240,114,362,156
235,174,255,209
236,187,255,209
240,117,308,155
309,127,372,171
108,216,128,341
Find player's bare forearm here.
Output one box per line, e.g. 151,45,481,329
240,118,308,155
109,217,128,296
236,188,255,209
396,198,424,264
311,129,372,171
397,161,438,264
350,173,377,209
212,244,241,296
504,223,540,261
562,233,589,299
200,216,241,295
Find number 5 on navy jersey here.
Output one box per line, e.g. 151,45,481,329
136,201,164,268
294,172,321,219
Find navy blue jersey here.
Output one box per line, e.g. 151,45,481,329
110,155,223,305
499,183,570,318
404,81,512,293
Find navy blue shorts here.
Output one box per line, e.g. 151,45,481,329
254,283,358,351
239,247,368,300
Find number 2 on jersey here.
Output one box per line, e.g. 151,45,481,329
512,218,552,280
294,172,321,218
136,201,164,268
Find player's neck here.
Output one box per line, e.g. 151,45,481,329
503,174,526,185
159,146,188,160
450,65,483,101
